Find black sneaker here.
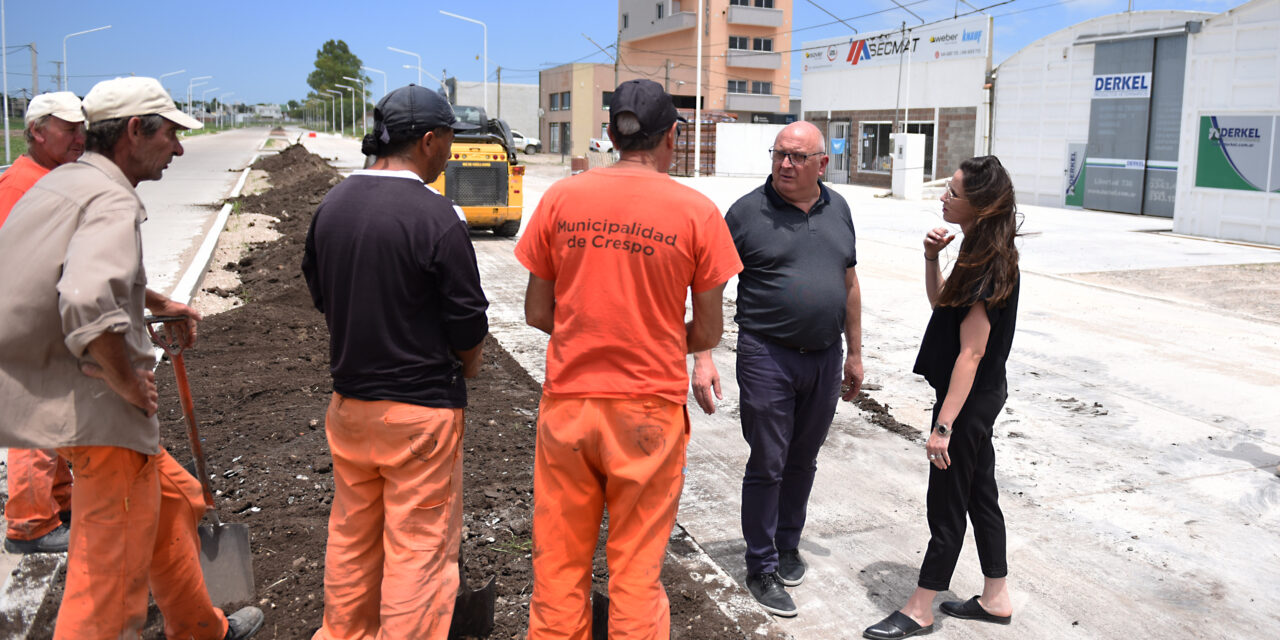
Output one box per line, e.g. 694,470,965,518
4,524,70,554
777,548,806,587
224,606,265,640
746,571,797,617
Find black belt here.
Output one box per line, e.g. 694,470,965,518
745,329,827,354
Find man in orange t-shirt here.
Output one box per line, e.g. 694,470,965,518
0,92,86,226
516,79,742,640
0,92,85,554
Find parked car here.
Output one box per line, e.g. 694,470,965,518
511,130,541,154
589,137,613,153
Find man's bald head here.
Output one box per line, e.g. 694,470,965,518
770,121,828,209
774,120,825,150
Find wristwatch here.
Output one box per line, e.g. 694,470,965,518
933,422,951,436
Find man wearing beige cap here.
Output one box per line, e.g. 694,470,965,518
0,91,86,555
0,77,262,639
0,92,86,225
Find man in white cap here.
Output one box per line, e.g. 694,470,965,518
0,77,262,640
0,92,86,224
0,91,86,555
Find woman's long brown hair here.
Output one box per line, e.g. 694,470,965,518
937,155,1020,309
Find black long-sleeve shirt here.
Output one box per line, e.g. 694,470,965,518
302,172,488,408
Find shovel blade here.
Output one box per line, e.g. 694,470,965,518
447,574,496,639
198,522,255,607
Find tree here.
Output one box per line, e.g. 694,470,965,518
306,40,370,134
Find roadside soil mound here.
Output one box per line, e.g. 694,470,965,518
24,144,783,639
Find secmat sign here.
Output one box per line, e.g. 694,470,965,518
802,15,988,72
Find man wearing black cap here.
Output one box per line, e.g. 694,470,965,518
302,84,489,640
515,79,741,638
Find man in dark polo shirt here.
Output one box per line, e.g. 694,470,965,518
302,84,488,639
691,120,863,617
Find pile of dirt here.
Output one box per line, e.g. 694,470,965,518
23,144,781,639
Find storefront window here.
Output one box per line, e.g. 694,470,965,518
859,123,892,172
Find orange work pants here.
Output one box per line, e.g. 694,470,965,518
527,396,689,640
54,446,227,640
5,448,73,540
314,393,465,640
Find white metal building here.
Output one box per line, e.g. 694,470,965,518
992,1,1280,245
991,10,1210,212
1174,0,1280,245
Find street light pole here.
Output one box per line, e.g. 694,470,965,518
219,92,234,129
187,75,211,117
439,11,487,114
200,87,220,126
158,69,185,99
325,93,336,133
361,66,387,100
342,75,366,136
335,82,357,138
402,64,445,92
62,24,111,93
326,89,343,136
387,46,422,85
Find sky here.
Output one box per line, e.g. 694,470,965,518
2,0,1240,106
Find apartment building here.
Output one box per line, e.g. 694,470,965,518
539,1,792,157
618,0,792,120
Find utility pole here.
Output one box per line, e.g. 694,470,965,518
29,43,37,95
496,66,501,119
614,27,621,87
52,61,62,91
665,59,671,92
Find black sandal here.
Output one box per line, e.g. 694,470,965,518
939,596,1012,624
863,611,934,639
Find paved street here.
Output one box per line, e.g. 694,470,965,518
469,158,1280,638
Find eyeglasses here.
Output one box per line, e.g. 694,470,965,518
944,180,967,201
768,148,822,165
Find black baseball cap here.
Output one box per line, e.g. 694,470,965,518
374,84,478,136
610,79,686,136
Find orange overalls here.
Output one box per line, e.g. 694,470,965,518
54,446,229,640
527,396,689,640
313,394,465,640
5,449,72,541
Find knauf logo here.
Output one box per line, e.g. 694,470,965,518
962,29,982,42
846,39,871,65
1208,126,1262,140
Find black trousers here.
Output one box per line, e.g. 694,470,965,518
917,388,1008,591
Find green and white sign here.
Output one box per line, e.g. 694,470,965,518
1195,115,1278,192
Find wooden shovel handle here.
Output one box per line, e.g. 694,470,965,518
145,316,218,514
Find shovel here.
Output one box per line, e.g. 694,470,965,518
447,551,497,639
146,315,256,607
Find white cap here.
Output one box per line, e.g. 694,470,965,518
82,77,202,130
25,92,86,127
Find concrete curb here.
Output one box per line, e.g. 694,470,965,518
170,153,260,306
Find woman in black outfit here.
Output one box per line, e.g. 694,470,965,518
864,156,1021,639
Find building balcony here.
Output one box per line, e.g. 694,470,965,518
727,6,783,27
725,49,782,69
725,92,782,113
621,11,697,42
